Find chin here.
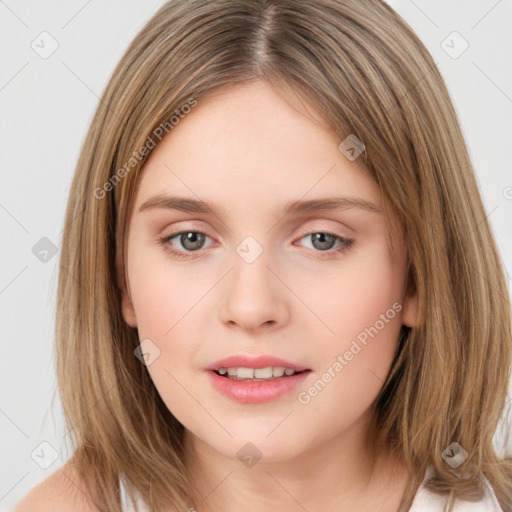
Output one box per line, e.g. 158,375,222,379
199,429,307,464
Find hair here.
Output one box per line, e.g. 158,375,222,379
55,0,512,510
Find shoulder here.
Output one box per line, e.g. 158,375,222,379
13,461,101,512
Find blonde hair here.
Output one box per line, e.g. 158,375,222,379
56,0,512,510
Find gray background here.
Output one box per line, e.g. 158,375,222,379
1,0,511,508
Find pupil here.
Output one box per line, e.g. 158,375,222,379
312,233,335,250
182,232,204,250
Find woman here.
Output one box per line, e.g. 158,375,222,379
15,0,512,510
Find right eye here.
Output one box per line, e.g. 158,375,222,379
159,230,214,259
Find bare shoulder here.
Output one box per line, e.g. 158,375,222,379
13,461,100,512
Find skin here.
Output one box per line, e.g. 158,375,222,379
120,80,418,512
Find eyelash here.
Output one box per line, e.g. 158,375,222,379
157,229,355,260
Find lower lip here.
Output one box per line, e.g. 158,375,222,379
206,370,311,403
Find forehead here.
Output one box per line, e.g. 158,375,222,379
134,81,383,217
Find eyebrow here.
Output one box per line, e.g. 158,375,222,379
137,193,381,216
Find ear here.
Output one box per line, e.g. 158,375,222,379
117,253,138,328
401,288,419,328
121,290,138,328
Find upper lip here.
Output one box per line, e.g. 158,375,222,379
205,355,310,372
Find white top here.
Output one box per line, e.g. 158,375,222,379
119,466,503,511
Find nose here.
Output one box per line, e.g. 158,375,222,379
218,247,290,333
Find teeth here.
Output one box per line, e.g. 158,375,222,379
216,366,300,380
237,367,255,379
272,367,285,377
253,367,272,378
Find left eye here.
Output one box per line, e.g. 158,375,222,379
297,232,353,252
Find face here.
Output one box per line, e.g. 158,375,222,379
120,80,418,463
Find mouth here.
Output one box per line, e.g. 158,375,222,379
206,366,312,403
212,367,311,382
204,355,311,402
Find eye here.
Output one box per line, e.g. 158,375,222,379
296,231,354,256
158,230,213,259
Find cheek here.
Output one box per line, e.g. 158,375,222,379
127,245,211,401
292,239,405,404
127,244,207,340
127,249,203,419
293,294,403,448
293,238,405,348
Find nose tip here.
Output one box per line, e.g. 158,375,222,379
219,259,289,332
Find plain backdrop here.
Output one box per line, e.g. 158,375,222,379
1,0,511,508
